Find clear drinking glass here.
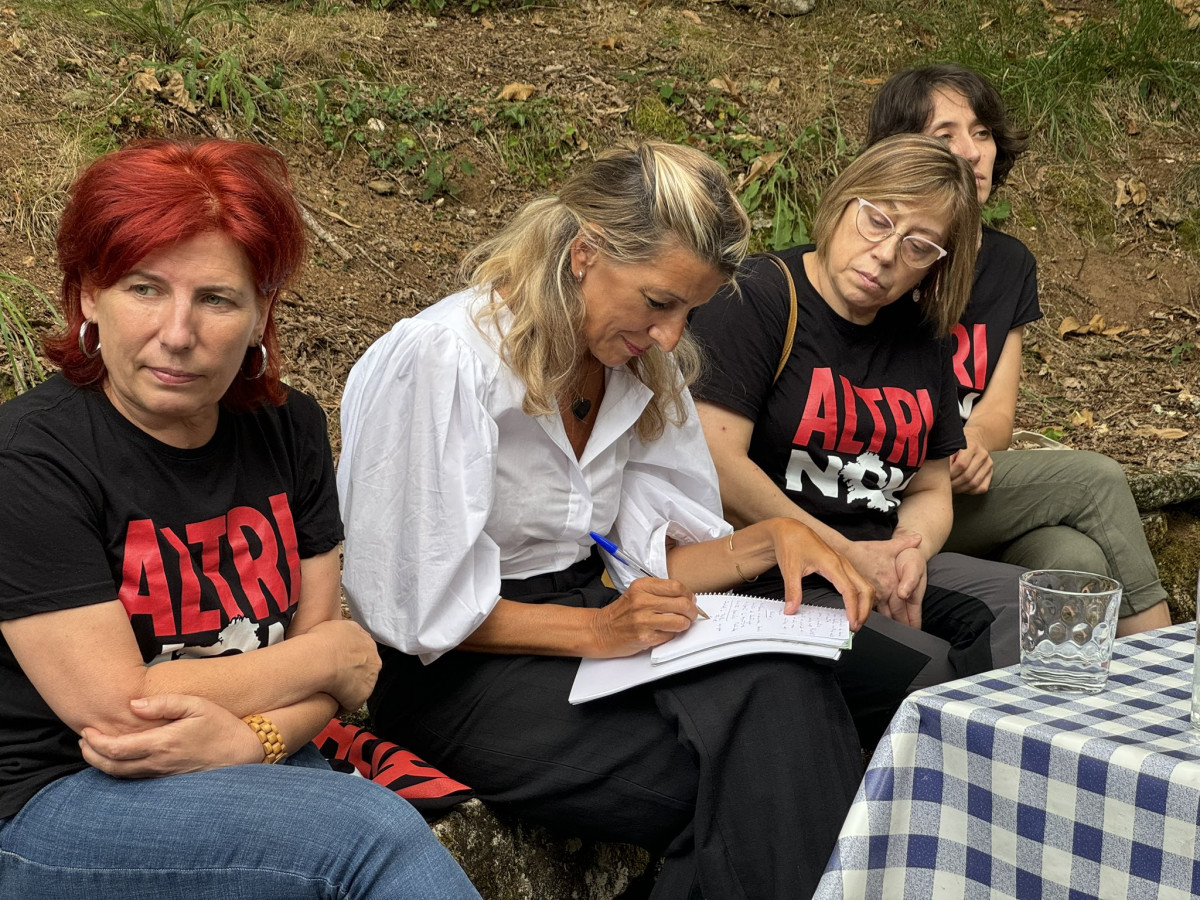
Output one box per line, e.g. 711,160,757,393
1019,569,1123,693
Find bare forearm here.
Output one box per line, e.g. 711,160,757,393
256,692,341,755
665,521,779,592
458,598,602,657
895,490,952,560
137,632,342,719
714,453,853,554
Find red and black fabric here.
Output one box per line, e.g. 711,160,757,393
315,719,474,821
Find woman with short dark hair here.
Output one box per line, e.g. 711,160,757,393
866,64,1170,636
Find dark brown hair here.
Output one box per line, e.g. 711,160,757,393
866,64,1029,190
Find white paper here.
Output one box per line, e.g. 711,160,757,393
568,593,851,704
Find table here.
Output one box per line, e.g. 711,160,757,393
817,625,1200,900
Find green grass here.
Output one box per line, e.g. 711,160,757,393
0,273,61,396
897,0,1200,156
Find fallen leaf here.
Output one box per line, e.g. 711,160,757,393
157,69,196,112
1102,325,1128,337
1058,315,1082,338
530,12,545,26
979,18,994,29
597,35,622,50
1115,178,1130,208
1061,377,1084,389
766,76,780,93
680,10,702,24
708,76,736,93
740,151,782,189
860,77,885,85
1071,410,1095,428
480,16,493,29
1086,313,1106,333
1134,426,1190,440
130,68,161,95
496,82,536,101
1129,180,1148,205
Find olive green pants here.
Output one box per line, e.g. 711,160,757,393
943,448,1165,617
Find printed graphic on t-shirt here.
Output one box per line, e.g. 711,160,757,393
118,491,301,663
783,368,929,513
951,321,988,421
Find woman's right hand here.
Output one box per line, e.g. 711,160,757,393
840,533,923,605
308,618,382,713
589,578,700,657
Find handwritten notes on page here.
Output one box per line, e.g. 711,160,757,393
569,594,851,704
651,594,849,664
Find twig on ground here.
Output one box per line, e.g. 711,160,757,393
298,205,352,261
353,243,402,284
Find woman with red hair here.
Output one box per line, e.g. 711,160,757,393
0,139,478,899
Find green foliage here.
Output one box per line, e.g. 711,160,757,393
92,0,248,59
1170,342,1195,366
174,50,289,128
1041,426,1066,442
313,77,471,199
904,0,1200,156
490,97,584,186
723,119,851,253
0,273,61,396
982,198,1012,227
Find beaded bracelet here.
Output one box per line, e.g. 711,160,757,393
243,713,288,764
729,533,759,583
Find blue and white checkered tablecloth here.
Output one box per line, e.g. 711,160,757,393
817,624,1200,900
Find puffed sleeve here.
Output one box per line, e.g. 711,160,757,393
608,388,732,587
338,320,501,664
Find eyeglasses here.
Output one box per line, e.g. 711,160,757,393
854,198,948,269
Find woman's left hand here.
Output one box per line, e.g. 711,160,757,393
876,546,928,629
949,429,994,494
79,694,264,778
768,519,874,629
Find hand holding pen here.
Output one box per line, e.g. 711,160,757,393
589,532,710,620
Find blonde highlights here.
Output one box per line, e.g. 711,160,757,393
812,133,980,336
464,141,750,440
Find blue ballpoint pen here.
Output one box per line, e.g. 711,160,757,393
588,531,709,619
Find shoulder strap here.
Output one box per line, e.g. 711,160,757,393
765,253,798,384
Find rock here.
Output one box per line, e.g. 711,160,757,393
1127,464,1200,511
1141,511,1169,552
367,179,396,196
432,799,651,900
762,0,817,13
1153,508,1200,624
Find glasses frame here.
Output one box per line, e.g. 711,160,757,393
853,198,948,269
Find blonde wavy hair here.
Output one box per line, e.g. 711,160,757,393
811,133,980,336
464,141,750,441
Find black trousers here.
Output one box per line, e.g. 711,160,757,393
370,555,863,899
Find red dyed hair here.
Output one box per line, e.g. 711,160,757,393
46,138,307,411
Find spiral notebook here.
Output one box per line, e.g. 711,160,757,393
569,594,852,704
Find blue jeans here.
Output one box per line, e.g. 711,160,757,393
0,744,479,899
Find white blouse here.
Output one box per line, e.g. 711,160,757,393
338,287,731,663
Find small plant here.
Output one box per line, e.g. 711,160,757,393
313,78,471,199
0,273,61,396
93,0,249,59
982,198,1012,227
1169,341,1195,366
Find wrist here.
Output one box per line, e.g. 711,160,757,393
242,713,288,764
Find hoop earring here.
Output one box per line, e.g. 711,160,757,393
243,343,267,380
78,320,101,359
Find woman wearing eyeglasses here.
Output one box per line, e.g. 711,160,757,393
690,134,1024,745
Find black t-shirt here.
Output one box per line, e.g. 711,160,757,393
952,227,1042,421
691,247,964,543
0,376,343,817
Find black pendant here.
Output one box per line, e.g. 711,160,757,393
571,398,591,420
